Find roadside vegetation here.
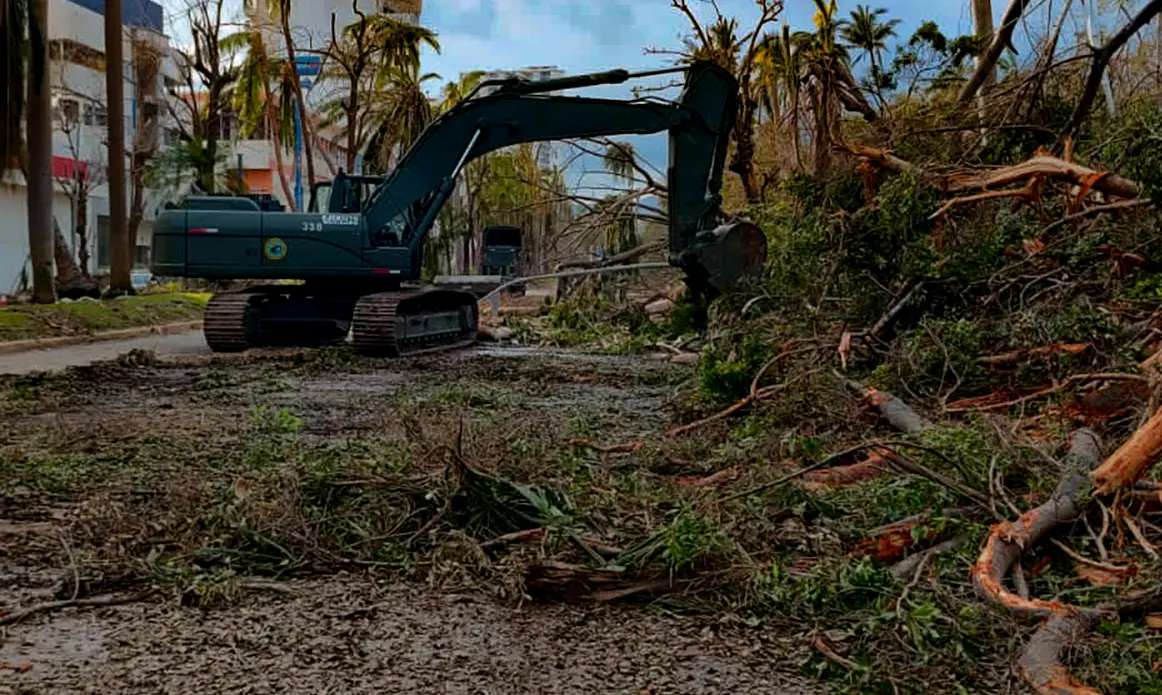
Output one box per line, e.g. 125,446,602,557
0,292,209,342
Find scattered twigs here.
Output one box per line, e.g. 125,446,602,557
869,279,925,340
722,443,877,503
947,373,1148,414
0,590,154,627
978,343,1090,367
1040,199,1151,237
1091,403,1162,495
555,240,666,271
479,527,546,550
667,367,822,438
568,439,644,455
1048,538,1135,576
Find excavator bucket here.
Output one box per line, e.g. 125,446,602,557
679,221,768,296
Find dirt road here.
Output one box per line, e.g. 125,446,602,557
0,342,819,695
0,576,814,695
0,331,210,375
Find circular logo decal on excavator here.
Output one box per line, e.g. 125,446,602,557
264,238,288,261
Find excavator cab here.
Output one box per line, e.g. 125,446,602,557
308,173,386,213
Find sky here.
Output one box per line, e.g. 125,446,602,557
416,0,978,184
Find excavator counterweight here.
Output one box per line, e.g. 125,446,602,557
151,60,766,356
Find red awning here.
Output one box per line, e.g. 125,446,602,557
52,156,89,180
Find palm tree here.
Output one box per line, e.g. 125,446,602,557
439,69,484,113
5,0,56,301
601,140,637,185
839,6,899,78
753,26,804,170
228,27,296,208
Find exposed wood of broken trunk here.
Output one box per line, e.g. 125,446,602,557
1090,405,1162,495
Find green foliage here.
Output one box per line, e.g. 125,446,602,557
845,171,938,279
1084,97,1162,204
697,333,769,404
248,404,304,434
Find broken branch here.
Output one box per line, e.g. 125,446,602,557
1091,404,1162,495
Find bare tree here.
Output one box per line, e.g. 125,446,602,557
166,0,242,193
50,83,104,298
127,34,163,265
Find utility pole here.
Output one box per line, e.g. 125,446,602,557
106,0,131,293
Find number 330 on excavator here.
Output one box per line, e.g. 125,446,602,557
150,60,767,357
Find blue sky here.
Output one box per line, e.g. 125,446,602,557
417,0,978,185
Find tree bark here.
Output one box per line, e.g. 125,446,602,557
25,0,55,304
105,0,131,293
1090,405,1162,495
1063,0,1162,138
972,0,996,90
957,0,1031,105
126,151,147,266
75,182,90,274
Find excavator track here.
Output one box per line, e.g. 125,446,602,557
351,287,479,358
203,292,258,352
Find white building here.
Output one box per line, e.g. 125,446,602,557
0,0,177,296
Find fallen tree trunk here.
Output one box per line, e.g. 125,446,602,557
835,144,1143,203
832,141,920,177
1090,405,1162,495
944,155,1140,199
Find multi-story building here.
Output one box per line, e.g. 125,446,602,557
0,0,177,296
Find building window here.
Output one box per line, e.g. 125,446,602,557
55,98,80,126
134,245,151,268
83,103,94,126
96,215,110,269
94,106,108,128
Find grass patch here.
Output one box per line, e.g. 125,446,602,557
0,292,210,342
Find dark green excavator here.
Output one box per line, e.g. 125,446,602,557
150,60,768,357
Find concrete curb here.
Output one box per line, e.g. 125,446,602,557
0,321,204,357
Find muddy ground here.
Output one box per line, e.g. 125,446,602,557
0,345,817,694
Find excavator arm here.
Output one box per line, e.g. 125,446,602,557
359,60,765,295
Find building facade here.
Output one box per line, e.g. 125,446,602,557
0,0,176,296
